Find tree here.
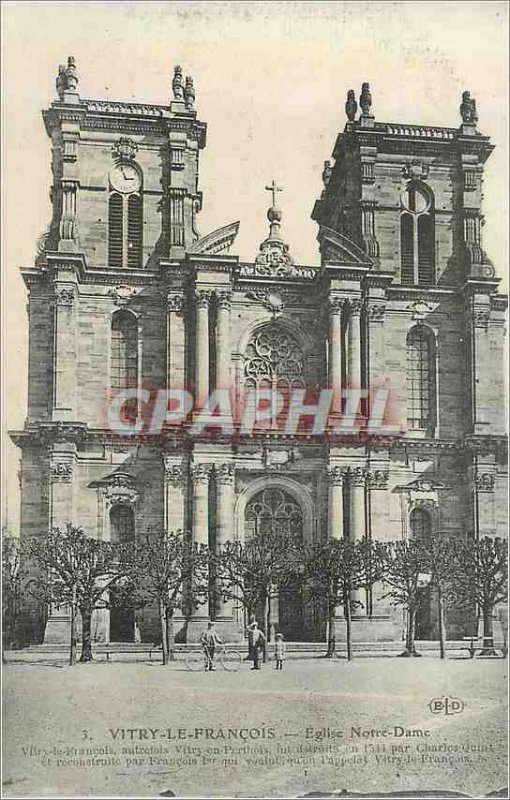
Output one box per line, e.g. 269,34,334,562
421,534,460,659
25,525,134,665
452,536,507,656
304,537,386,660
215,528,300,641
128,530,209,664
2,532,25,651
381,538,429,657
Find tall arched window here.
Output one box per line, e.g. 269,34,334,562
400,183,435,285
111,311,138,422
406,326,436,434
108,189,143,269
110,504,135,543
409,507,432,543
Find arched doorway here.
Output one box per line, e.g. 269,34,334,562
244,487,304,641
410,506,434,639
109,504,135,642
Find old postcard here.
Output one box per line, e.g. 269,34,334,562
2,1,508,798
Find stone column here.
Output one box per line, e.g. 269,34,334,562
349,466,366,615
44,445,76,644
329,298,344,414
327,466,345,540
195,291,211,406
215,464,235,621
190,464,211,625
347,299,362,389
215,292,232,390
164,459,188,630
53,283,77,422
166,293,186,389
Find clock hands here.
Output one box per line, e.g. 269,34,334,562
120,166,135,181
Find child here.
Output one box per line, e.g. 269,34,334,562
274,633,286,670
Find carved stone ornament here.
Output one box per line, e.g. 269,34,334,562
50,461,73,483
350,466,367,487
359,82,372,115
184,76,195,111
345,90,358,122
470,306,491,329
349,298,363,315
172,65,184,100
402,160,429,181
216,464,235,485
55,287,75,307
108,286,139,307
90,471,139,507
216,291,232,311
329,297,345,314
164,464,185,488
112,137,138,162
460,91,478,125
245,290,283,317
407,300,439,319
366,301,386,322
475,472,495,492
368,469,389,489
195,291,212,309
191,463,212,483
167,293,184,314
187,221,240,255
322,160,333,188
327,465,348,485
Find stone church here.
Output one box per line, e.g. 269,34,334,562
13,59,507,645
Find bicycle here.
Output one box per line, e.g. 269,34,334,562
184,645,242,672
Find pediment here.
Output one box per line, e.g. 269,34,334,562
188,221,240,255
317,226,374,267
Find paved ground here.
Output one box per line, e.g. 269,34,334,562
2,656,507,798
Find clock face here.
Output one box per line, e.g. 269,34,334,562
109,163,141,193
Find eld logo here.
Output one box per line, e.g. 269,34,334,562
428,696,465,716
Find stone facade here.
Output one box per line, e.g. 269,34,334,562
12,64,507,645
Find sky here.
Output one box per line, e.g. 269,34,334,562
1,0,508,532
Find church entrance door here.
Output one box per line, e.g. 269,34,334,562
245,487,304,641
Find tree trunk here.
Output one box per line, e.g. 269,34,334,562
166,607,175,661
326,597,336,657
159,599,168,665
69,585,77,666
400,607,420,657
437,585,446,660
79,607,93,662
344,587,352,661
480,603,497,656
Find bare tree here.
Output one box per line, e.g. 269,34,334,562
215,529,300,641
2,532,25,652
381,539,429,657
452,536,507,656
128,530,209,664
304,537,386,660
421,534,460,659
25,525,134,665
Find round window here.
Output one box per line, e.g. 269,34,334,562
401,184,430,214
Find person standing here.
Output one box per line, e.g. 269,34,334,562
251,622,266,670
200,621,222,671
246,615,257,661
274,633,286,670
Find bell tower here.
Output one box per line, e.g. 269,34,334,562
41,58,206,265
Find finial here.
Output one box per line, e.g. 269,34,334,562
345,89,357,122
460,90,478,126
359,82,372,116
56,64,66,101
184,76,195,110
65,56,78,93
172,65,183,100
112,137,138,162
322,160,332,188
255,180,294,273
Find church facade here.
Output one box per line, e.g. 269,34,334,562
13,59,507,645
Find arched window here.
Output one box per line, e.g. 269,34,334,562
110,504,135,543
409,507,432,543
406,326,436,434
400,183,435,285
245,488,303,542
108,189,143,269
110,311,138,422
